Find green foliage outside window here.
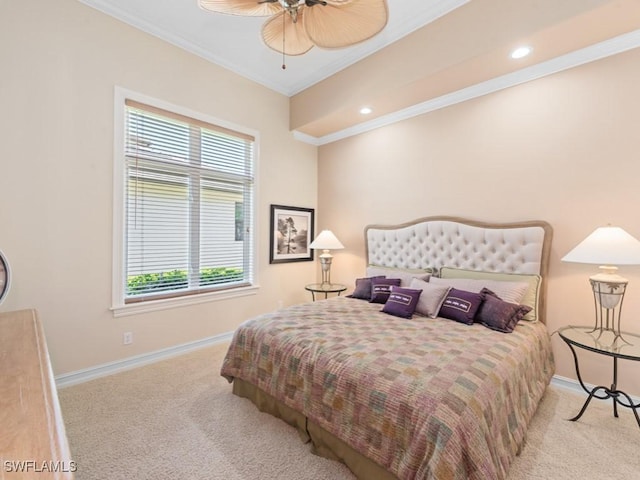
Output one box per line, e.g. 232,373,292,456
127,267,243,295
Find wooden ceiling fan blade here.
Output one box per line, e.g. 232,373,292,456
304,0,388,49
199,0,282,17
262,11,314,56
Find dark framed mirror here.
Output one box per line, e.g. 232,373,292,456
0,250,10,305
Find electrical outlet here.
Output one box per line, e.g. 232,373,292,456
277,300,284,310
123,332,133,345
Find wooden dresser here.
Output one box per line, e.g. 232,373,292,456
0,309,75,479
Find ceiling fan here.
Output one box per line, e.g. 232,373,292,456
199,0,389,67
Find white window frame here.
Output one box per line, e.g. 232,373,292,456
111,87,259,317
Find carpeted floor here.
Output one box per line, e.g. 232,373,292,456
58,343,640,480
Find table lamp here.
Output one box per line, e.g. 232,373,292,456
309,230,344,286
562,225,640,338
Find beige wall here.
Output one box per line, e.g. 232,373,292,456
0,0,317,374
2,0,639,399
318,48,640,396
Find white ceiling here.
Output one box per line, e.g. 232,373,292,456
79,0,469,96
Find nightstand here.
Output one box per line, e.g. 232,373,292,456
558,325,640,427
305,283,347,301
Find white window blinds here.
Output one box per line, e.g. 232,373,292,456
123,99,254,303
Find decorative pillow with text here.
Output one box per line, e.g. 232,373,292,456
438,288,485,325
381,286,423,319
370,278,402,304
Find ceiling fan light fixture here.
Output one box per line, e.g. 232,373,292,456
199,0,389,58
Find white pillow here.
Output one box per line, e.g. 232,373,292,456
429,277,528,305
437,267,541,322
409,278,451,318
366,266,431,288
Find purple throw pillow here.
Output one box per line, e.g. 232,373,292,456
347,276,386,301
381,286,423,319
477,288,532,333
370,278,402,304
438,288,485,325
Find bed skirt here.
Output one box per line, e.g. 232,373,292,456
232,378,398,480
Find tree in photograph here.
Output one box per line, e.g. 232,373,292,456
277,217,298,254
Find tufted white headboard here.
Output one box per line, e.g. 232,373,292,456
365,216,553,320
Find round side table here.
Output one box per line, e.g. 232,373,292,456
305,283,347,301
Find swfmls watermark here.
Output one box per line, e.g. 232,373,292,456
3,460,77,474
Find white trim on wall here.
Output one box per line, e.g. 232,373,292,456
55,331,234,388
551,374,640,405
294,29,640,146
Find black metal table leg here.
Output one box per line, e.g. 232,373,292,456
565,342,609,422
612,357,618,418
617,391,640,426
564,339,640,427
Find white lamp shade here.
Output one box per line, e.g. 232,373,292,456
562,226,640,265
309,230,344,250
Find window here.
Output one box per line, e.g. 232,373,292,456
112,90,257,314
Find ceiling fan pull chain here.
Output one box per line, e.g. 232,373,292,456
282,10,286,69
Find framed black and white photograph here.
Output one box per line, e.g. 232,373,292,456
269,205,315,264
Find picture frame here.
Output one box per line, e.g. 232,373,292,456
269,205,315,264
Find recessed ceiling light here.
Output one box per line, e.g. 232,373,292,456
511,46,532,59
360,107,373,115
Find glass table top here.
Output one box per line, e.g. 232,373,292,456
558,326,640,361
305,283,347,293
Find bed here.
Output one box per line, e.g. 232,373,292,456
221,216,555,480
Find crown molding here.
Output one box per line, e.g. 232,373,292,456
79,0,294,95
297,29,640,146
80,0,468,97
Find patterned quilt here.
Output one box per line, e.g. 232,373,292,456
221,296,554,480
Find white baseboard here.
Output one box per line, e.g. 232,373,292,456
551,374,640,404
55,331,233,389
551,374,588,396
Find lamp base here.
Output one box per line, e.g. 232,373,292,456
588,268,630,343
319,250,333,286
